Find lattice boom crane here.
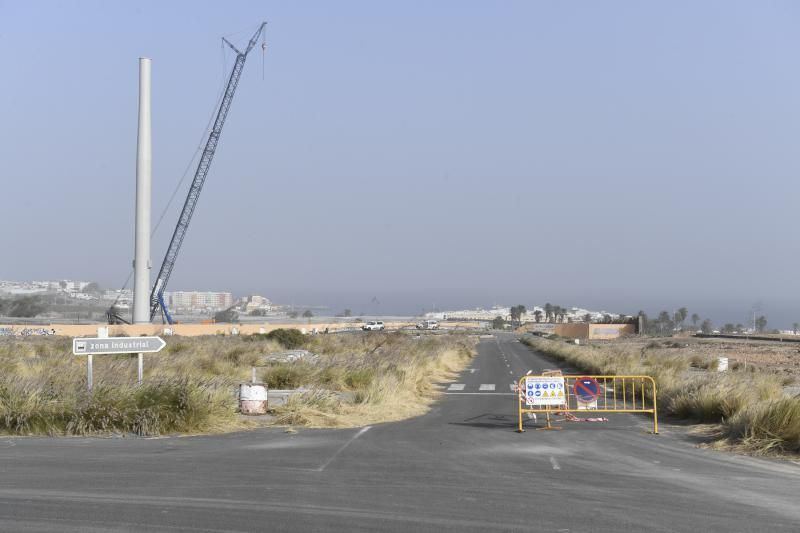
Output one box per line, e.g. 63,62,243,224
149,22,266,322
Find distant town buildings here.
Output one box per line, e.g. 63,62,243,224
0,280,93,297
424,305,622,323
105,289,133,310
166,291,234,313
240,295,272,314
0,279,285,319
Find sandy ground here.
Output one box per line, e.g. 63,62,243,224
591,335,800,381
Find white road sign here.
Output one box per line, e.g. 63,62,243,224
524,376,566,406
73,336,166,356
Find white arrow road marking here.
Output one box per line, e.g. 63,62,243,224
550,456,561,470
448,384,465,391
479,384,495,391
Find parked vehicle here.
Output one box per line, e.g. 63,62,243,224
416,320,439,330
362,321,385,331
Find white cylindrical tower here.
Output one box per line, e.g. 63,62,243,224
133,57,152,323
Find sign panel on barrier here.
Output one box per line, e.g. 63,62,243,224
574,376,601,410
524,376,565,406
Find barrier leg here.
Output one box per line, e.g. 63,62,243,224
518,404,524,433
652,380,659,434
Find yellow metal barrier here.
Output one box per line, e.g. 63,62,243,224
517,373,658,434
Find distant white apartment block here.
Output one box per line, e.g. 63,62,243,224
167,291,234,313
243,295,272,313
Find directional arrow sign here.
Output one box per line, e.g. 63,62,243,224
73,336,166,356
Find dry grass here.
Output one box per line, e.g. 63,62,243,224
0,332,476,436
270,333,477,427
521,336,799,455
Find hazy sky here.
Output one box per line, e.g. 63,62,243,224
2,1,800,325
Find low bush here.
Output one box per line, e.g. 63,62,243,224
262,362,315,389
265,329,306,349
344,368,374,391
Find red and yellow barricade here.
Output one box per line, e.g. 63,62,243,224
517,372,658,434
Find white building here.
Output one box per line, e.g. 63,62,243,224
167,291,234,313
243,295,272,313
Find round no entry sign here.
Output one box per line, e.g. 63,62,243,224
573,377,601,402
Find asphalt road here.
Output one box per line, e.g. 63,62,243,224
0,334,798,532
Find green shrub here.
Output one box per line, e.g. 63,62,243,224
265,329,306,349
262,363,313,389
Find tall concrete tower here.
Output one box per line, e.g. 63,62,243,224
132,57,152,324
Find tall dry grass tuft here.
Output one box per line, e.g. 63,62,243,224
725,398,800,454
269,333,477,427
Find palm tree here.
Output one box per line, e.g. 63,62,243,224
534,310,543,323
691,313,700,328
544,303,553,322
793,323,799,335
657,311,672,335
676,307,688,329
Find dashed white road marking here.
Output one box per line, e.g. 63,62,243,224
479,384,495,391
508,383,516,391
469,369,477,374
448,384,465,391
549,456,561,470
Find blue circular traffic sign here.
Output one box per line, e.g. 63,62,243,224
573,377,601,402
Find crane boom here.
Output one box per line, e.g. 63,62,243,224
149,22,266,322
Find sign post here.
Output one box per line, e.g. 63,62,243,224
87,354,93,391
73,336,166,391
